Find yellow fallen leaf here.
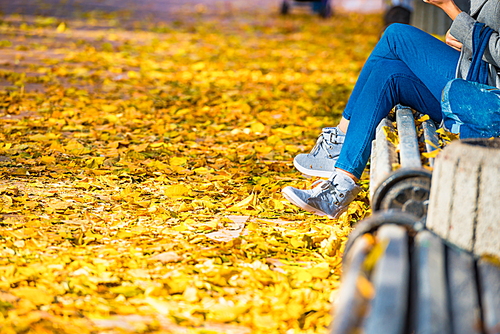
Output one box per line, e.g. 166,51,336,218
146,297,171,315
132,142,149,152
422,149,441,159
170,157,187,166
207,304,249,322
254,143,273,154
48,200,71,211
227,193,256,211
308,262,330,279
110,286,143,297
85,157,106,168
418,114,430,122
182,286,198,302
267,135,283,146
40,155,56,165
356,275,375,299
424,139,440,149
294,270,313,282
290,236,305,248
101,105,118,112
383,126,399,147
165,276,189,294
105,114,119,123
436,128,447,135
251,122,265,133
173,223,189,232
151,251,181,263
2,195,13,209
191,62,205,71
193,167,209,175
12,287,53,306
56,22,66,32
128,70,139,79
270,199,284,210
65,140,84,150
363,239,389,272
164,184,189,197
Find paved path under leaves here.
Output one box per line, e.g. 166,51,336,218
0,0,277,21
0,0,383,22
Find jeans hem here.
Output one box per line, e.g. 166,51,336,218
334,162,362,180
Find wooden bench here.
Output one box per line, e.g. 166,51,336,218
369,105,440,220
329,106,500,333
370,106,500,258
330,211,500,334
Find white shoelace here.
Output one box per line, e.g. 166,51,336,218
310,134,334,158
309,129,342,158
310,177,342,205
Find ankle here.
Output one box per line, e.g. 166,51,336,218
335,168,358,183
338,117,349,134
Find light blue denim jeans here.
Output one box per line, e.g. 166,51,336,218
335,23,460,179
442,79,500,139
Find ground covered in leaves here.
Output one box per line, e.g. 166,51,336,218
0,6,381,334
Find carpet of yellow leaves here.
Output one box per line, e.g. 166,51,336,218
0,7,380,334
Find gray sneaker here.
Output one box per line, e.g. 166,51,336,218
282,171,360,219
293,126,345,177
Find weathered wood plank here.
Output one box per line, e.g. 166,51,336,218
408,231,450,334
371,118,396,195
396,106,421,169
427,139,500,256
330,237,370,334
421,119,440,167
477,259,500,334
362,224,409,334
474,143,500,257
370,140,377,200
446,246,482,334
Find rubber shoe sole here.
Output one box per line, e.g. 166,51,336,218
282,186,348,219
293,158,335,178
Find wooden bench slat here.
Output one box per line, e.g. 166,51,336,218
477,259,500,334
370,140,377,200
421,119,440,167
446,246,482,334
396,106,422,168
330,237,370,334
427,139,500,258
371,119,397,196
409,231,451,334
362,225,409,334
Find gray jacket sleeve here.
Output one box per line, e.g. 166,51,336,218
450,8,500,69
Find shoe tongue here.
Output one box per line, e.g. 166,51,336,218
322,127,337,134
330,171,353,187
322,126,345,136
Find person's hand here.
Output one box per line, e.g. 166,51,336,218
446,30,462,51
423,0,461,20
423,0,454,7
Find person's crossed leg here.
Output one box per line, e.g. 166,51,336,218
284,24,460,219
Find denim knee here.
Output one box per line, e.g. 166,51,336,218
381,23,413,41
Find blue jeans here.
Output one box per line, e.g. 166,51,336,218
442,79,500,138
335,23,461,179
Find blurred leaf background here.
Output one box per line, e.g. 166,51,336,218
0,1,379,333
